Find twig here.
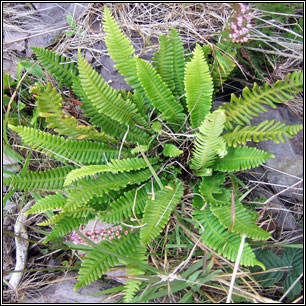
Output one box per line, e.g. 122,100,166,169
226,234,246,303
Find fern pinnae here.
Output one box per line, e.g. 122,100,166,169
222,120,303,147
169,28,185,100
210,201,271,240
75,231,142,290
140,181,184,244
63,168,153,213
192,209,265,269
221,70,303,129
3,165,76,191
185,44,214,129
8,125,119,165
32,82,116,143
26,192,66,215
213,146,274,172
31,47,78,87
190,109,227,171
64,157,158,186
103,6,138,87
152,34,175,91
135,57,185,126
78,51,148,129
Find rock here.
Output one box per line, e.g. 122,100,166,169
3,153,20,180
3,31,28,52
22,271,118,303
250,105,303,202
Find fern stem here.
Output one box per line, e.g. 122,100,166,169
137,143,163,190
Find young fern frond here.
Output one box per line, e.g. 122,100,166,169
190,109,227,171
78,52,149,130
210,201,271,240
31,82,116,142
8,125,120,165
26,192,66,215
63,168,153,213
135,58,185,127
31,47,78,87
185,44,214,129
169,28,185,100
3,166,75,191
64,157,158,186
220,70,303,129
152,34,175,91
192,208,265,269
75,232,142,290
140,181,184,244
222,120,303,147
213,146,274,172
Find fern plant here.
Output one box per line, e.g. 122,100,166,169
4,5,303,302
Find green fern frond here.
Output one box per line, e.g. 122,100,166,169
31,82,117,142
222,120,303,147
26,192,66,215
103,6,138,88
64,157,158,186
213,146,274,172
39,206,94,226
220,70,303,129
192,209,265,269
78,52,149,130
169,28,185,100
63,168,153,213
3,166,75,191
101,181,161,223
8,125,119,165
77,87,149,144
190,109,227,171
140,181,184,244
123,243,147,302
152,35,175,91
43,212,95,243
162,144,183,157
210,201,271,240
135,58,185,127
31,47,78,87
75,231,141,290
185,44,214,129
199,172,232,205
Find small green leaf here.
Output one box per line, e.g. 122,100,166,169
18,61,44,79
162,144,183,157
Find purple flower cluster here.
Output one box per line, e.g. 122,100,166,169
228,3,252,43
69,225,133,245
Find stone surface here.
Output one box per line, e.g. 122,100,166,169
22,271,117,303
250,106,303,201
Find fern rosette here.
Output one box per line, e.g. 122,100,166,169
4,5,303,302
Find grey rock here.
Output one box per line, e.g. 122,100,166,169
32,3,89,25
3,153,20,179
22,271,117,303
3,31,28,52
250,106,303,201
